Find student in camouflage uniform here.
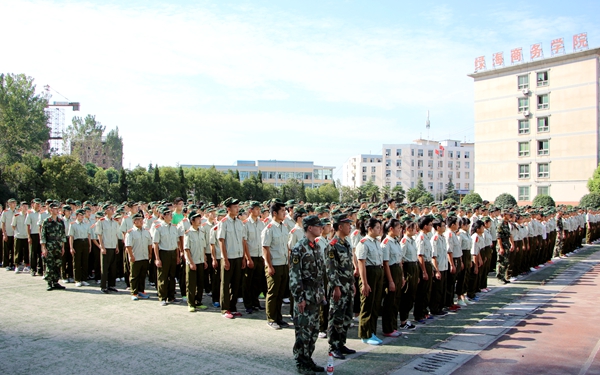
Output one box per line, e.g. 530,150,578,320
41,203,66,291
554,211,565,258
496,210,513,284
326,214,357,360
290,215,326,375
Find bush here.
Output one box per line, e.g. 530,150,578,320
580,193,600,209
532,194,556,207
442,198,457,206
494,193,517,208
461,192,483,205
416,192,434,205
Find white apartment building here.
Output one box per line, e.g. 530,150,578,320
343,140,475,199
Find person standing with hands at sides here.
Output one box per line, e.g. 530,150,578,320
1,198,17,271
356,217,385,346
262,200,290,329
217,197,247,319
184,212,208,312
96,204,121,294
125,212,152,301
26,199,43,277
444,216,462,312
290,215,326,375
429,219,449,316
68,209,90,287
41,203,66,291
326,214,357,359
12,201,30,273
496,210,514,284
456,218,472,306
399,219,418,330
467,220,485,302
153,207,183,306
381,218,405,338
414,216,434,324
242,201,266,314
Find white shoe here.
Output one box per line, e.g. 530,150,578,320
457,300,467,307
62,279,69,284
237,298,243,303
318,332,327,338
82,281,90,286
96,280,101,285
530,267,536,272
283,298,290,304
23,267,30,273
68,278,74,283
538,264,545,268
509,277,517,282
75,282,82,287
14,268,20,274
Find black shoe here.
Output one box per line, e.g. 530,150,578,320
296,365,315,375
53,283,66,290
309,360,324,373
340,345,356,355
168,298,181,304
253,305,265,310
46,284,53,291
108,287,118,292
278,320,290,328
432,311,448,316
245,308,254,314
330,349,345,360
101,288,109,294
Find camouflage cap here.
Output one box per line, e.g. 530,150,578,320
132,213,144,220
320,217,331,226
188,212,202,221
75,209,85,215
293,206,307,215
333,214,352,224
249,201,261,208
62,205,72,211
222,197,240,207
216,208,227,216
48,202,59,209
303,215,324,227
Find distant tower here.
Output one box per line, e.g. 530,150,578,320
426,110,431,140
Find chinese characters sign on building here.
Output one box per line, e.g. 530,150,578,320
474,33,589,72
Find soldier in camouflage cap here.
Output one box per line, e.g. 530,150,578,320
290,215,326,375
41,203,67,291
326,214,357,359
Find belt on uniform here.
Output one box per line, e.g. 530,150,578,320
389,263,401,268
159,249,177,251
366,265,383,268
74,238,87,242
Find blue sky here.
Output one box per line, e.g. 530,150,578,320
2,0,599,181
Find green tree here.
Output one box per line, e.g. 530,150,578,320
0,73,49,163
380,185,391,201
339,185,359,203
494,193,518,207
281,179,306,202
532,194,556,207
462,192,483,205
416,192,434,205
105,168,119,184
85,162,99,178
178,166,187,198
358,181,379,202
588,164,600,193
444,177,459,201
152,165,161,201
119,168,128,202
406,178,427,203
42,155,89,200
580,193,600,209
64,114,105,163
105,127,123,170
3,162,41,201
127,166,154,202
391,184,406,202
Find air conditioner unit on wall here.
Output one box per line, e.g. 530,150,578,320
522,89,530,95
523,110,530,117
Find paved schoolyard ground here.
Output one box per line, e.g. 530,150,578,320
0,246,598,375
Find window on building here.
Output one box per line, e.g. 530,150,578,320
428,171,433,179
385,160,390,167
537,71,549,86
362,166,366,173
456,161,461,169
465,162,470,169
538,163,549,178
464,183,470,190
418,170,424,178
456,151,461,158
396,170,401,178
411,170,415,177
456,183,461,189
519,120,530,134
518,74,529,89
438,161,443,168
518,186,530,201
465,171,470,179
537,94,549,110
448,171,453,179
396,181,402,186
418,149,424,157
448,161,453,169
449,151,454,158
304,173,312,180
396,149,401,157
362,158,367,162
538,186,550,196
456,172,461,179
411,160,415,167
411,149,414,157
385,149,391,157
427,149,433,158
538,140,549,155
396,160,402,167
428,182,434,190
371,166,376,173
537,117,549,132
518,142,530,157
438,171,443,178
519,164,530,179
411,181,415,188
428,160,433,169
518,97,529,112
385,169,391,177
371,175,376,182
464,151,470,159
417,160,424,168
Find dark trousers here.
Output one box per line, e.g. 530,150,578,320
414,262,433,321
130,259,149,296
203,253,214,293
30,234,42,274
123,246,131,288
116,239,124,279
3,236,14,268
89,242,101,281
220,257,243,313
157,250,177,301
61,242,73,280
15,238,29,266
399,261,419,322
382,263,403,334
186,263,205,307
445,258,461,307
358,266,384,339
479,246,492,289
266,264,288,323
101,248,116,289
72,239,89,283
467,259,481,298
178,262,186,297
148,251,157,286
243,256,265,309
353,276,361,315
211,258,221,303
430,270,447,314
455,250,471,296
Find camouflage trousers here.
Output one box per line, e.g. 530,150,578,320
327,284,353,351
496,246,510,282
554,236,564,258
293,302,319,367
43,243,62,285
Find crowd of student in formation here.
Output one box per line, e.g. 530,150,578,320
1,196,597,342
